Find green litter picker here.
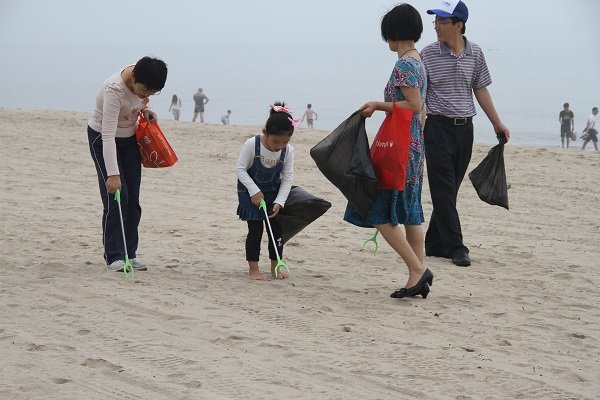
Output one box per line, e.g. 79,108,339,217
259,199,289,278
114,189,134,277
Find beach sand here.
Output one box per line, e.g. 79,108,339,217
1,108,598,399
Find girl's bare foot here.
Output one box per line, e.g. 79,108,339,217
271,268,288,279
271,260,288,279
249,270,272,280
248,262,272,280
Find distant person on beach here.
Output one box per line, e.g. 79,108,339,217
221,109,231,125
300,104,318,128
169,94,181,121
581,106,598,151
343,4,433,299
422,0,510,267
235,102,296,280
192,88,209,123
559,102,575,148
87,56,168,272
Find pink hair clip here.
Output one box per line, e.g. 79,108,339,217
270,104,292,114
288,117,301,126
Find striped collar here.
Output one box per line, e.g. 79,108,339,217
438,36,473,56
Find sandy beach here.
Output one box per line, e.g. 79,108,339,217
1,108,599,399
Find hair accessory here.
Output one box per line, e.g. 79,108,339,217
270,104,292,114
288,117,301,127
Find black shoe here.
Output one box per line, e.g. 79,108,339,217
452,250,471,267
391,283,430,299
390,268,434,299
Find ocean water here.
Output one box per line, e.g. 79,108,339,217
1,0,598,147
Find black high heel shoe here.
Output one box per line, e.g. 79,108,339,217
390,283,430,299
390,268,434,299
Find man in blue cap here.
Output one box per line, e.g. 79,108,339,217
421,0,510,267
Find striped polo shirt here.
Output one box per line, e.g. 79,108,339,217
421,37,492,118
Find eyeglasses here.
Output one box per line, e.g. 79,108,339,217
432,20,453,26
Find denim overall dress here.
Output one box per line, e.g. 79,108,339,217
237,135,287,220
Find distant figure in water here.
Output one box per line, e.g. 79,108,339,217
581,106,598,151
169,94,181,121
300,104,318,129
558,102,574,148
221,109,231,125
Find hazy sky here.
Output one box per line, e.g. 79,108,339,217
1,0,598,144
1,0,597,47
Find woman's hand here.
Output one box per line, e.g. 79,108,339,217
269,203,281,218
250,191,264,207
143,109,158,123
106,175,121,194
360,101,379,118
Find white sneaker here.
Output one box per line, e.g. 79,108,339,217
131,258,147,271
107,260,125,272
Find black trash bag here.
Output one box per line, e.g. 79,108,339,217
468,141,509,210
274,186,332,244
310,110,377,217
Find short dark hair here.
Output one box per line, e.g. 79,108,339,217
593,107,598,112
564,102,570,108
381,3,423,42
132,56,168,91
266,102,294,136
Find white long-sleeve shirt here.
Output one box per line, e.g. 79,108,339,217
235,135,294,207
88,66,149,176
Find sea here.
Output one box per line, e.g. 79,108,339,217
1,0,598,148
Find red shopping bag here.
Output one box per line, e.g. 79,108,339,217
370,103,412,190
135,115,178,168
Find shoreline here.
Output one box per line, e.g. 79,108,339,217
2,106,593,151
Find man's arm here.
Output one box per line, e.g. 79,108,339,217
571,113,575,130
474,87,510,142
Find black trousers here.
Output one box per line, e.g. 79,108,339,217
424,116,474,257
246,220,283,262
88,126,142,264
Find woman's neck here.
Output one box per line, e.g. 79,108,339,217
397,41,416,58
121,66,135,91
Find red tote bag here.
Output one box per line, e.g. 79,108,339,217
135,115,178,168
370,103,412,190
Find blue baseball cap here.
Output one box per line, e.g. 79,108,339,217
427,0,469,23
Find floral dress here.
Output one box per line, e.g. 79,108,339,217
344,56,427,227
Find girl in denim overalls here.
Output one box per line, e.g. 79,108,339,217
235,103,296,280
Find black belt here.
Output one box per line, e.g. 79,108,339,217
427,114,473,126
